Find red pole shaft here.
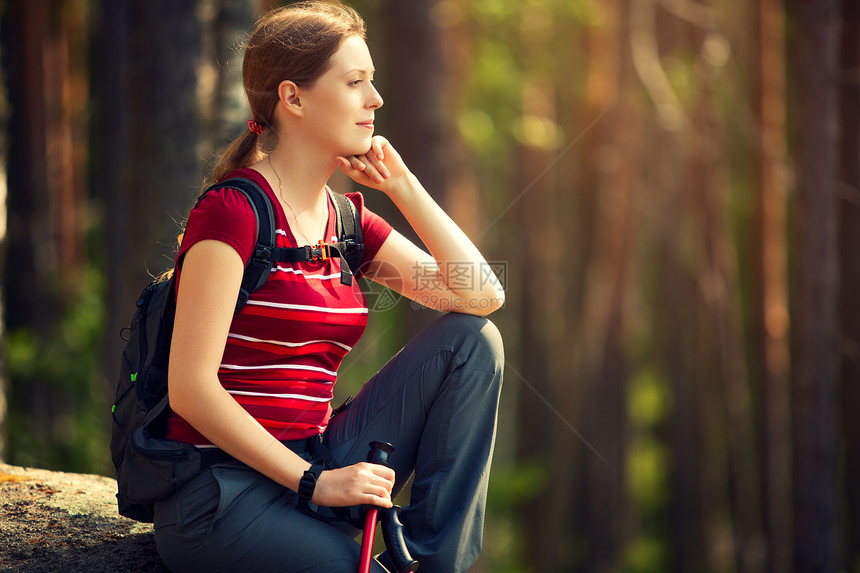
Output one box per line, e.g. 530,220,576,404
358,508,378,573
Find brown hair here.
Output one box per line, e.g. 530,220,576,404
212,0,367,182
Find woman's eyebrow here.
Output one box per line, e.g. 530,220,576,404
343,68,375,76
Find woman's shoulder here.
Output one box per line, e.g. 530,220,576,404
194,168,272,217
343,190,365,208
181,172,264,264
219,167,270,191
341,191,376,227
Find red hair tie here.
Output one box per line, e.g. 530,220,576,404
248,119,266,135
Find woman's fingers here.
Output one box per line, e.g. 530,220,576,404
359,158,385,184
352,463,394,507
365,136,390,178
361,463,395,499
336,136,394,187
344,155,366,172
368,463,395,490
370,465,396,507
364,150,390,180
370,136,386,162
312,463,395,508
337,155,385,185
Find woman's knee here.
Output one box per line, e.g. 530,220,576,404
438,313,505,372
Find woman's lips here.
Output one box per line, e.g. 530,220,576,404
357,121,374,129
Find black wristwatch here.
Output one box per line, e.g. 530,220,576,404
298,464,325,505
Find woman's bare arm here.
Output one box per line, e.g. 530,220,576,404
338,137,505,316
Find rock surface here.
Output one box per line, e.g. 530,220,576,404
0,463,168,572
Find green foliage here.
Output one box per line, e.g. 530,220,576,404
662,55,698,110
482,462,550,572
487,461,550,508
459,39,520,145
6,267,110,475
621,536,669,573
623,368,671,572
627,435,669,514
478,515,524,573
627,368,672,429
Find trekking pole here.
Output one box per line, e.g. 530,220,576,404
358,441,394,573
379,505,419,572
358,442,419,573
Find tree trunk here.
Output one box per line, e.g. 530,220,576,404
3,0,89,468
660,207,707,573
0,27,7,461
514,79,564,571
630,0,708,569
93,0,131,402
4,0,82,333
791,0,841,571
690,21,765,569
507,4,596,570
838,0,860,569
577,1,638,569
125,1,204,279
751,0,792,570
657,130,707,572
201,0,258,150
96,1,204,387
378,0,449,337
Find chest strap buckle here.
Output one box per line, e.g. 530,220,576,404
307,240,331,261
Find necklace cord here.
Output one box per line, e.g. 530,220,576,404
267,154,327,246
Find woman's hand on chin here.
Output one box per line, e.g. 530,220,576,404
336,135,411,194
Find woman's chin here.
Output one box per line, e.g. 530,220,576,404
340,139,374,158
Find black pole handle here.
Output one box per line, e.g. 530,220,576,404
361,442,395,517
366,441,394,466
380,506,419,573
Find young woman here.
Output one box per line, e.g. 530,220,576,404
154,2,505,571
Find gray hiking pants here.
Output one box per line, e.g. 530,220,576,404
153,313,504,572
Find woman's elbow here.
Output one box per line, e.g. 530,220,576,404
463,290,505,317
166,367,204,419
167,372,189,418
480,285,506,316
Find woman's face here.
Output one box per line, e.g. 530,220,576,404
299,35,384,157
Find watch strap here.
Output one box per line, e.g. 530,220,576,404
298,464,325,505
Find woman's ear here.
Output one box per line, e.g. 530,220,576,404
278,80,303,117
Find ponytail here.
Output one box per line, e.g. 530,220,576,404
212,128,266,183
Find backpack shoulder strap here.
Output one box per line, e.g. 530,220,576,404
198,177,275,313
328,189,364,281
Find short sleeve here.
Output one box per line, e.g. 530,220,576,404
177,187,257,270
345,192,393,269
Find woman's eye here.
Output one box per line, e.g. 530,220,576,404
350,80,363,86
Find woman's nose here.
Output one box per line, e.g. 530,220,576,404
368,85,383,110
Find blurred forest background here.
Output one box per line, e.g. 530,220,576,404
0,0,857,571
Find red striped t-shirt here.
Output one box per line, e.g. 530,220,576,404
165,168,393,445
